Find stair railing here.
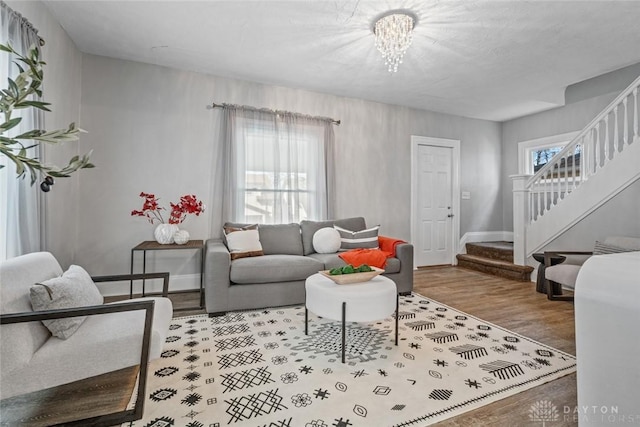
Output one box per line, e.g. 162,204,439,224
526,75,640,223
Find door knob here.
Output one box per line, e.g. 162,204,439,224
447,214,454,218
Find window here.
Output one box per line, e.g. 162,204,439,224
241,127,320,223
223,109,334,224
518,131,580,177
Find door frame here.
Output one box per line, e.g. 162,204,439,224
410,136,461,266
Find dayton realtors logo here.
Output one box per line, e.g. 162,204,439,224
529,401,640,425
529,400,560,426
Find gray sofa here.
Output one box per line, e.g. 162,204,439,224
204,217,413,315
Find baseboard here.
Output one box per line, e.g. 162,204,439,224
458,231,514,254
96,273,201,297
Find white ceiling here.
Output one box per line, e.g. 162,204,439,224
43,0,640,122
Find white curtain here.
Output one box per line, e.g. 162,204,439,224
221,105,335,224
0,2,45,261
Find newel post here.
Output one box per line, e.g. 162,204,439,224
511,174,532,265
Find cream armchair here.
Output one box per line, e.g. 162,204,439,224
543,236,640,301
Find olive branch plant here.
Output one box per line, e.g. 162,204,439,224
0,41,93,191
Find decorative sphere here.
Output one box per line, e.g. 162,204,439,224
173,229,190,245
312,227,341,254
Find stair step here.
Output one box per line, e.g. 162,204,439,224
465,241,514,262
456,254,533,282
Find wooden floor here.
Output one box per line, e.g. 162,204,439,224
413,266,576,426
160,266,577,426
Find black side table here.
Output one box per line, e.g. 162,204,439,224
532,252,566,294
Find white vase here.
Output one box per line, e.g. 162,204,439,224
173,229,190,245
154,224,178,244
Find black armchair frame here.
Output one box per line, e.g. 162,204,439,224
0,271,170,426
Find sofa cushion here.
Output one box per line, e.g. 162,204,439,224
30,265,104,339
545,264,582,289
307,253,401,274
258,223,303,255
335,225,380,250
224,229,264,260
307,253,347,270
300,217,367,255
230,255,323,284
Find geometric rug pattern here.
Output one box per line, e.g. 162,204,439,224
123,293,576,427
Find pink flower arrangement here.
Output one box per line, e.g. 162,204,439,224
131,192,205,224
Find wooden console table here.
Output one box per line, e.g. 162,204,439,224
130,240,205,310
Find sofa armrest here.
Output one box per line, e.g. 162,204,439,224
204,239,231,314
0,300,155,424
392,242,414,294
92,272,170,298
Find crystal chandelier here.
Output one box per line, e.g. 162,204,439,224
373,12,416,73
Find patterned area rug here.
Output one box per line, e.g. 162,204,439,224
124,293,575,427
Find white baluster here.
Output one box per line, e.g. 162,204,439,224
529,191,534,223
583,133,589,181
623,97,628,146
542,175,547,214
603,115,609,164
564,153,569,196
572,143,577,190
634,87,639,142
551,165,556,207
557,156,567,202
594,123,601,171
613,105,619,157
538,188,542,220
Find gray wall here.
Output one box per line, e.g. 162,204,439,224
77,54,502,279
6,1,83,269
543,180,640,252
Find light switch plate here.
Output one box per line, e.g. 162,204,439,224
461,191,471,200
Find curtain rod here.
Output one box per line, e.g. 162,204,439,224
207,102,340,125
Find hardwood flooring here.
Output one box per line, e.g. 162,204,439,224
412,266,576,426
112,266,578,426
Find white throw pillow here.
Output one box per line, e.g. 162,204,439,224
312,227,342,254
225,229,264,260
30,265,104,339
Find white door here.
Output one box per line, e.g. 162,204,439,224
415,144,453,266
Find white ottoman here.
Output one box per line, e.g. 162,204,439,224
304,273,398,363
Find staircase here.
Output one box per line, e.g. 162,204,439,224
456,242,533,281
512,75,640,264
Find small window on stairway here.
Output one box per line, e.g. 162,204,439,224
518,131,580,177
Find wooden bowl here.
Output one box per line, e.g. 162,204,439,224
318,267,384,285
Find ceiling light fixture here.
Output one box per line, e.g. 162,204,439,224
373,11,416,73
